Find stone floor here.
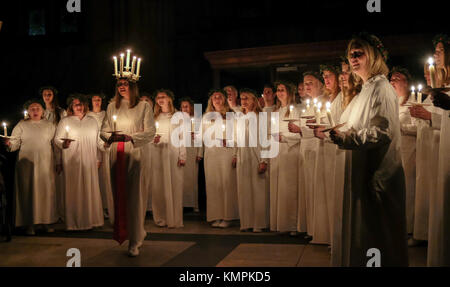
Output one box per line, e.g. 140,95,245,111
0,211,427,267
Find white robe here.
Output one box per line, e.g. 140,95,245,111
427,88,450,266
398,102,417,234
8,120,58,227
151,113,186,228
87,111,114,223
202,116,239,222
101,99,155,245
44,108,67,221
335,75,408,267
235,112,270,230
297,95,330,244
413,96,441,241
54,115,104,230
183,142,202,209
270,106,301,232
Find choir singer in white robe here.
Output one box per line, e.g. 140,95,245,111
87,94,114,223
271,81,301,236
180,98,202,212
202,89,239,228
101,78,155,257
233,89,269,233
151,89,186,228
4,99,58,235
329,34,408,267
54,95,104,231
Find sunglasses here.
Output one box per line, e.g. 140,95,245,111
349,51,365,59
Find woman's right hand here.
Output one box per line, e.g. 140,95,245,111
153,135,161,144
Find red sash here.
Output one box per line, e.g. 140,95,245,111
113,141,127,244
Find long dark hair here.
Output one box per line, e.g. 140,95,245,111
113,79,139,109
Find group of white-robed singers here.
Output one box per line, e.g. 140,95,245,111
4,33,450,266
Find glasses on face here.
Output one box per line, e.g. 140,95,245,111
117,82,129,87
349,51,365,59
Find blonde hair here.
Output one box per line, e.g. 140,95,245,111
239,89,262,114
435,42,450,87
342,73,361,109
153,90,176,118
205,90,232,117
347,38,389,84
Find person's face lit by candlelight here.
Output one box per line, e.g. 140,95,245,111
212,92,226,111
240,93,256,113
339,62,350,90
276,84,289,106
297,83,306,98
263,87,275,102
303,75,321,98
28,103,44,121
42,90,54,107
72,99,85,117
434,42,445,69
155,92,170,110
92,96,102,111
117,79,130,99
323,71,337,91
349,48,369,81
389,72,409,98
180,101,193,115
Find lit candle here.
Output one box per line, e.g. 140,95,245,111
271,116,276,124
131,56,137,74
410,86,416,102
191,118,195,132
313,98,318,107
326,102,335,127
24,110,28,119
428,57,436,88
315,108,321,124
126,49,131,71
306,99,310,110
113,115,117,131
120,54,125,77
113,56,118,76
65,125,70,138
2,122,7,136
136,58,142,77
417,84,423,104
155,121,159,132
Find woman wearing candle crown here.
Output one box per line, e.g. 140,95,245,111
179,97,202,212
101,65,156,257
426,34,450,267
329,34,408,266
54,94,104,231
202,89,239,228
150,89,186,228
232,89,269,233
270,81,301,236
3,99,58,235
87,93,114,223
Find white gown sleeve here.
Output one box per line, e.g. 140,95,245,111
7,122,23,152
131,102,156,148
53,119,66,150
339,87,393,150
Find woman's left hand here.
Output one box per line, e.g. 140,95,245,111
314,127,326,139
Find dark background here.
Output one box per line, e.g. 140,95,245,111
0,0,447,121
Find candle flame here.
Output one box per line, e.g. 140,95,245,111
113,115,117,121
2,122,6,127
313,98,318,104
418,84,423,91
411,86,415,91
306,99,310,105
317,102,322,109
428,57,434,65
326,101,331,109
65,126,70,132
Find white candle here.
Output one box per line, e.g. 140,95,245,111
126,49,131,71
313,98,318,107
271,116,276,124
155,121,159,132
120,54,124,77
417,84,423,104
191,118,195,132
306,99,310,110
326,102,335,127
131,56,137,74
65,125,70,138
136,58,142,77
2,122,7,136
113,56,118,76
411,86,416,102
428,57,437,88
24,110,28,119
113,115,117,131
315,108,321,124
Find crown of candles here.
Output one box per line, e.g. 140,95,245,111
113,49,142,82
